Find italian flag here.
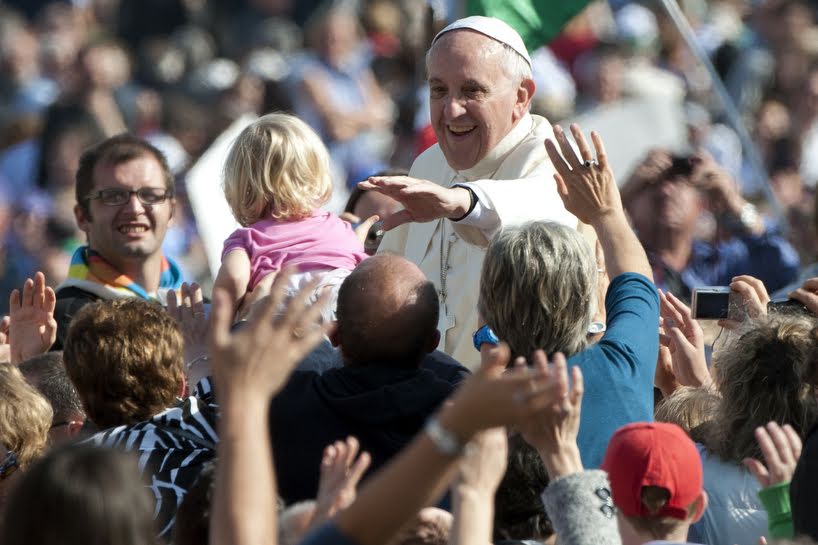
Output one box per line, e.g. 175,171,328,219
466,0,594,52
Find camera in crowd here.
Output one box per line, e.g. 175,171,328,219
691,286,809,320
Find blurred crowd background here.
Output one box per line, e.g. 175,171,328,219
1,0,817,313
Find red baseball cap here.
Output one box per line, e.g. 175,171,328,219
601,422,703,520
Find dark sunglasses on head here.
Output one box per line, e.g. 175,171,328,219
84,187,173,206
0,448,19,481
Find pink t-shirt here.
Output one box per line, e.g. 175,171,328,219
222,211,368,289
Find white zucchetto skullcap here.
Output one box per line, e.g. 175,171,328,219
431,15,531,68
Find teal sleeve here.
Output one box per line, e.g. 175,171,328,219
758,481,793,539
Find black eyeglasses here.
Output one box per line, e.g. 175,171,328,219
84,187,173,206
0,449,18,481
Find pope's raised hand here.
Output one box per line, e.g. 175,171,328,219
357,176,471,231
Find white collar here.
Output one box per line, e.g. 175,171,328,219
455,113,533,181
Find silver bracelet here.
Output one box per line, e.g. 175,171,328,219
424,417,466,456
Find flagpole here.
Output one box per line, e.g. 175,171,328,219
658,0,787,228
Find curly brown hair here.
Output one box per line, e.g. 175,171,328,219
705,314,818,464
63,298,184,429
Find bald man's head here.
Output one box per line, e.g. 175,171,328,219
335,255,439,367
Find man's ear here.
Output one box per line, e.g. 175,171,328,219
67,420,85,438
513,77,536,122
74,203,91,234
690,491,708,523
425,329,440,353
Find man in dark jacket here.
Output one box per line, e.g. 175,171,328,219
270,254,461,503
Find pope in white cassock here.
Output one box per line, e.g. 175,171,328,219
359,16,579,369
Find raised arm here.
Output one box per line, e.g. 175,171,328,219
545,124,652,281
208,271,331,545
448,427,508,545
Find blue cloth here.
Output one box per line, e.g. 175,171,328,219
299,523,358,545
689,444,766,545
651,227,799,300
570,273,660,469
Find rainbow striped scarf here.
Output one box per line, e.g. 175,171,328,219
58,246,183,301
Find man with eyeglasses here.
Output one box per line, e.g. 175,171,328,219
52,133,183,349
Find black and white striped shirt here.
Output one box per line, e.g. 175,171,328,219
85,378,218,539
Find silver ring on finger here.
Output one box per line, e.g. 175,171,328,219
583,159,598,168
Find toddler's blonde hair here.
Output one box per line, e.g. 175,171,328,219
223,113,333,226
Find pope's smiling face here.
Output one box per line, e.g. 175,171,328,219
427,30,533,171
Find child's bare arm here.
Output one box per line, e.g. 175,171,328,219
214,250,252,315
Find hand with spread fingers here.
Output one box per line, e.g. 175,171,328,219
436,342,581,445
517,351,585,479
356,176,471,231
658,290,711,389
313,436,372,524
743,422,802,488
8,271,58,364
544,124,622,225
208,269,333,404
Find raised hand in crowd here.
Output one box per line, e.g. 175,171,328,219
744,422,802,541
313,437,372,525
167,282,209,389
207,270,332,545
789,277,818,317
518,352,584,479
449,427,508,545
7,272,58,364
719,274,770,330
546,124,652,280
658,290,711,392
744,422,802,489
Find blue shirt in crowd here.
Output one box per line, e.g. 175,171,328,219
569,272,660,469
